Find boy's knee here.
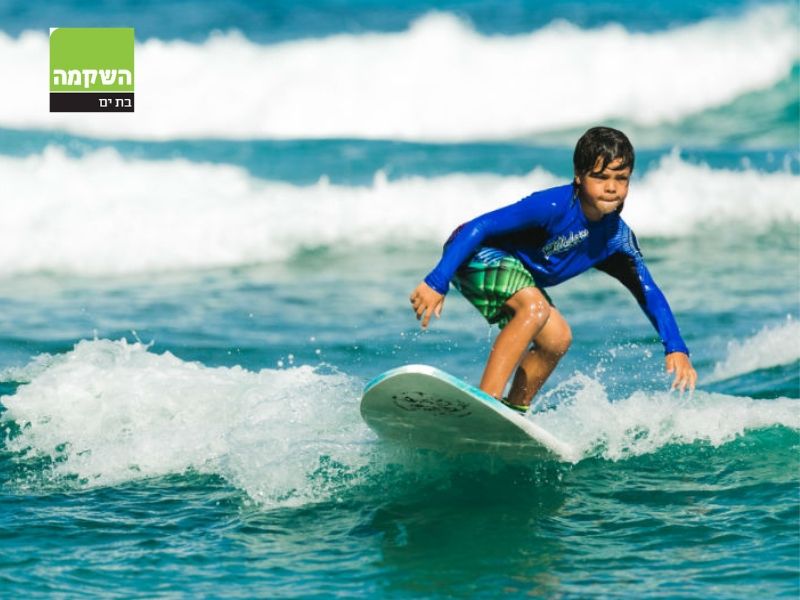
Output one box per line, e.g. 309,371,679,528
538,319,572,357
506,287,550,322
553,326,573,356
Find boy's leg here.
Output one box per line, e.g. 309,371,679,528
478,287,551,399
507,307,572,407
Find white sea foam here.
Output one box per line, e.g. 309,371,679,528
2,342,796,496
0,147,797,276
532,373,800,461
0,5,796,140
711,318,800,381
1,339,370,507
624,151,800,236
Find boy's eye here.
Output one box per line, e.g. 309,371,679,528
590,173,629,181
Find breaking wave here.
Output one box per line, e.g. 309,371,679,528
0,147,797,276
0,5,796,141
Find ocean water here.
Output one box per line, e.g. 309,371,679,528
1,1,799,597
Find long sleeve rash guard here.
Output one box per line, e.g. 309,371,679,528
424,184,689,355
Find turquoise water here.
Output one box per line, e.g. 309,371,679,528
1,1,799,597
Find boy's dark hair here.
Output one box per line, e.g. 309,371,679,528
573,126,635,176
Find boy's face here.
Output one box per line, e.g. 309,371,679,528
575,156,631,221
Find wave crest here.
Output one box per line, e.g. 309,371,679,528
533,373,800,460
0,147,797,276
1,339,369,507
1,5,796,140
3,342,796,494
711,318,800,382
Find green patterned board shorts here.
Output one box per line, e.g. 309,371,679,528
452,247,552,329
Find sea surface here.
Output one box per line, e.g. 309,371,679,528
1,0,799,597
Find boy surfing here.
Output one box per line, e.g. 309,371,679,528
409,127,697,413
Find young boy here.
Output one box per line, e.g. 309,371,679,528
409,127,697,413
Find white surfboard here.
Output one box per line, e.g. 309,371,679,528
361,364,576,461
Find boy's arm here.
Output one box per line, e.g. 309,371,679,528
595,251,689,354
424,190,559,294
594,232,697,391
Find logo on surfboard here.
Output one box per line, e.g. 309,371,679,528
392,391,472,417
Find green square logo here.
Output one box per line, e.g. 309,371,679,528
50,28,135,112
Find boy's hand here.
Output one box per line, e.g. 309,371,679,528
665,352,697,392
409,282,445,329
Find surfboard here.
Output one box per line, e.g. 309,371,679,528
361,364,575,461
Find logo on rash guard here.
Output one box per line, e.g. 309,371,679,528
542,229,589,259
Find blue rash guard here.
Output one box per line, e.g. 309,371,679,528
424,184,689,355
